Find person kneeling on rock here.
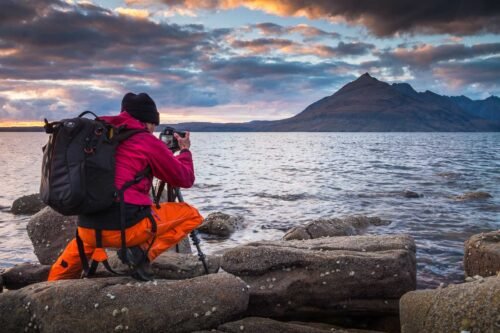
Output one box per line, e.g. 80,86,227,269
48,92,203,281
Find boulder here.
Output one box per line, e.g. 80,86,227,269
167,236,192,254
198,212,244,237
1,263,51,290
0,273,249,333
221,235,416,324
402,190,421,199
215,317,383,333
11,194,46,215
400,276,500,333
464,230,500,278
283,215,390,240
26,207,77,265
453,191,492,201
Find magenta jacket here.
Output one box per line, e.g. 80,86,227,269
99,111,194,206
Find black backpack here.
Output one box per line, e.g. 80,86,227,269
40,111,147,216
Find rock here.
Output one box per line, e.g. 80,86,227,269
453,191,493,201
283,215,390,240
106,251,220,279
402,190,421,198
12,194,41,214
198,212,244,237
464,230,500,278
26,207,77,265
0,273,3,293
11,193,46,215
221,235,416,324
0,273,249,333
400,276,500,333
215,317,383,333
167,236,192,254
1,263,51,290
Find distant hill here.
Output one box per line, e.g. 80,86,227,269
165,73,500,132
0,126,43,132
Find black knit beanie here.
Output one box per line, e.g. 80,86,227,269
121,92,160,125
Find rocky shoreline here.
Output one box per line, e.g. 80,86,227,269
0,194,499,332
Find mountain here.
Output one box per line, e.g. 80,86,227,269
165,73,500,132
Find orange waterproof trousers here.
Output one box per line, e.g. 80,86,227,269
48,202,203,281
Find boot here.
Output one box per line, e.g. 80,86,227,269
117,246,154,281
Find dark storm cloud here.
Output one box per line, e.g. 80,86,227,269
154,0,500,36
0,0,62,24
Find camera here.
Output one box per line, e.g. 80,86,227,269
159,126,186,152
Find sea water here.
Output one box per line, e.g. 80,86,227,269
0,132,499,288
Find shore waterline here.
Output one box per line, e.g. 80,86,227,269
0,132,499,288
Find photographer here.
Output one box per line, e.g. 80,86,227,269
48,92,203,281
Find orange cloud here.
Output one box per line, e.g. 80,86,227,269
115,7,150,19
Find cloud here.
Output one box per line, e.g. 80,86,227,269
231,38,294,54
253,23,341,41
115,7,151,19
386,43,500,68
0,2,217,79
151,0,500,36
433,56,500,92
231,38,375,58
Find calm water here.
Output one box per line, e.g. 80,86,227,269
0,132,499,288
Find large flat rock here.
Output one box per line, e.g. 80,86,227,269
221,235,416,322
464,230,500,278
0,273,249,333
400,276,500,333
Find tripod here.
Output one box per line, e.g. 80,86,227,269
154,181,209,274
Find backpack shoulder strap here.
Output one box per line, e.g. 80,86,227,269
112,128,149,142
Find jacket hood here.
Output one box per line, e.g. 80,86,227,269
99,111,148,130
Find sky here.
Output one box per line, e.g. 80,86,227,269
0,0,499,126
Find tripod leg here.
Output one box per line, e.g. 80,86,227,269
190,230,209,274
